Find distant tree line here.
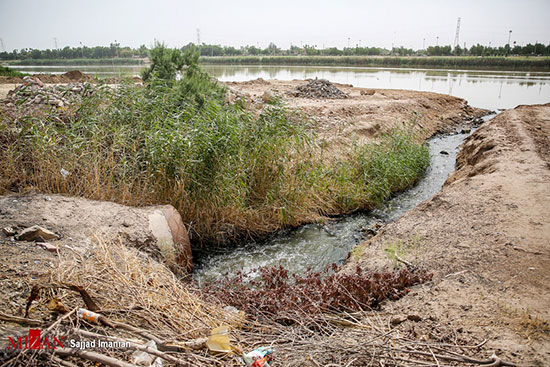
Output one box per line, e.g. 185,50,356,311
1,42,549,61
0,43,148,60
180,42,550,57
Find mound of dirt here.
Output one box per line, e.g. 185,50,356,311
291,78,349,99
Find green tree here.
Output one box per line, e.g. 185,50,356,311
141,42,185,81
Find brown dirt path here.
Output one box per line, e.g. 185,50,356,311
346,103,550,365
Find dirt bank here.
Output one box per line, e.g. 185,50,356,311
346,103,550,365
226,78,488,154
0,194,193,275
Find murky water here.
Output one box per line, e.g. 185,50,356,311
9,64,144,79
194,116,494,283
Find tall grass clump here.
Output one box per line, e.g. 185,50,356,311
0,46,429,246
0,65,26,77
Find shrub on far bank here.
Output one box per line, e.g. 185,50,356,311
0,65,26,77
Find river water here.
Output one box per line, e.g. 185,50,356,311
10,64,549,281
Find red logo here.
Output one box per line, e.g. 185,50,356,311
7,329,65,350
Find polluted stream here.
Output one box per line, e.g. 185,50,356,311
194,114,495,283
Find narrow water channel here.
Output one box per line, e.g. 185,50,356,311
194,114,495,283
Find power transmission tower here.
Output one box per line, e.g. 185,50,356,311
453,17,461,48
196,29,201,45
0,38,5,52
53,37,58,49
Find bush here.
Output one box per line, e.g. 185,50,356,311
201,264,433,320
0,65,26,77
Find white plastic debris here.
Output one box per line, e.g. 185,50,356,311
60,168,70,178
131,340,161,366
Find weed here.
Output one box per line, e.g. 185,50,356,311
499,303,550,341
384,234,424,267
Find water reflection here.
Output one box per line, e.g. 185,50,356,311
204,65,550,110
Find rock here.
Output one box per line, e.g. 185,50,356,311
407,314,422,322
16,225,59,241
440,150,449,155
148,205,193,275
390,315,407,325
2,227,17,236
36,242,58,252
361,89,376,96
262,91,274,103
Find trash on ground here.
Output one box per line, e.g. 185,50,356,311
206,325,232,353
242,346,274,367
77,308,101,324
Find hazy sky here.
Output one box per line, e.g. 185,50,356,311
1,0,549,52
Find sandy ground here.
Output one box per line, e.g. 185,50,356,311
0,84,17,99
346,103,550,365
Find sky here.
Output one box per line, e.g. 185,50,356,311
1,0,549,52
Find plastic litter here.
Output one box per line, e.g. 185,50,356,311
206,325,232,353
131,340,163,366
242,346,273,367
77,308,101,324
60,168,70,178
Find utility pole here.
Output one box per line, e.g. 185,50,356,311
436,36,439,46
80,41,84,58
506,30,512,56
347,37,350,48
196,28,201,45
453,17,461,48
423,38,425,49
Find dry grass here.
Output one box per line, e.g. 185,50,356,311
499,304,550,342
48,239,230,340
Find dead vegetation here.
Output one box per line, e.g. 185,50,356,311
0,237,517,367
